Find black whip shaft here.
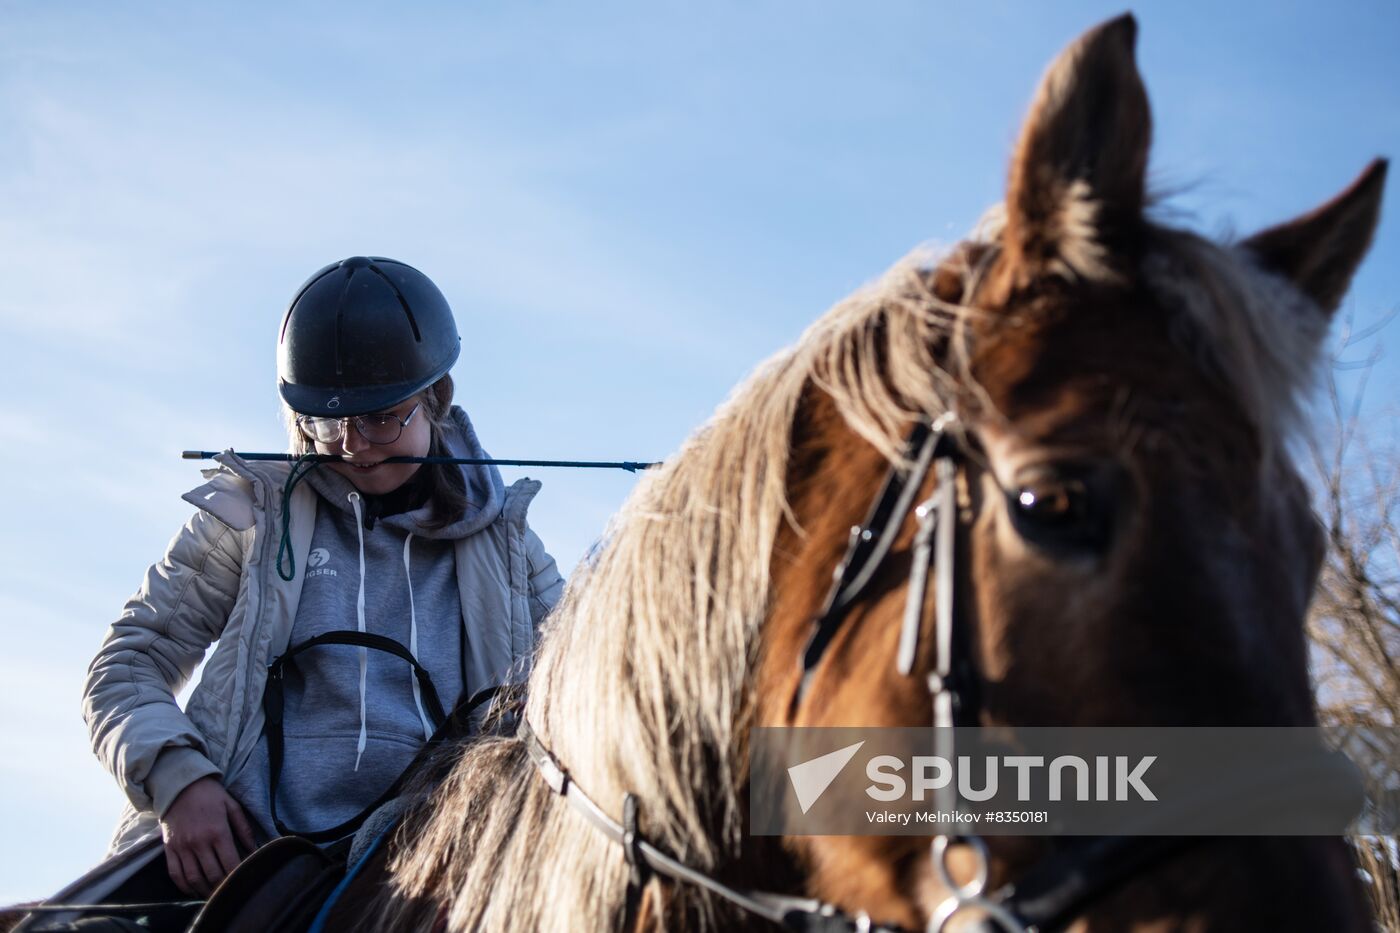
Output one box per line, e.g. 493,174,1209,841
181,451,657,473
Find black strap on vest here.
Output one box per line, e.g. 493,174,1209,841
264,630,451,843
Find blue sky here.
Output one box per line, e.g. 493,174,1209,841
1,1,1396,901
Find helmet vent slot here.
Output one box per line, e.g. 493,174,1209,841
369,262,423,343
333,265,359,377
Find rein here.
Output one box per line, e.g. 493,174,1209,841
263,631,450,843
516,718,902,933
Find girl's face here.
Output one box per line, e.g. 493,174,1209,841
311,395,432,495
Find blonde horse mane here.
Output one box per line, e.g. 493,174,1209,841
371,244,967,931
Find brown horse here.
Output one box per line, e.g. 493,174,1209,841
329,14,1385,932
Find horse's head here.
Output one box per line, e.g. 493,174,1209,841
760,14,1384,931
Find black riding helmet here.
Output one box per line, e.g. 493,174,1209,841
277,256,461,417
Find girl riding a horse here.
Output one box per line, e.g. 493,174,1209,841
80,257,564,903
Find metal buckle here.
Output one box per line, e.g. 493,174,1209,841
927,836,1027,933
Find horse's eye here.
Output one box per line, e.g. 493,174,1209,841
1008,464,1121,555
1016,481,1082,523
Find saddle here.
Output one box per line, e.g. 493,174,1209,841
188,837,345,933
17,684,522,933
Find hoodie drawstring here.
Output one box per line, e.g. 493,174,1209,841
347,492,369,771
403,533,433,740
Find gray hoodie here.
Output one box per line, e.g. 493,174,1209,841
226,412,502,839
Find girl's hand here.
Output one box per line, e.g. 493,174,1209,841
159,776,257,896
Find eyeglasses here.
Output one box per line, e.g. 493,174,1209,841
296,402,421,446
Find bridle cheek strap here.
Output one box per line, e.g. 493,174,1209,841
898,450,959,689
798,415,958,705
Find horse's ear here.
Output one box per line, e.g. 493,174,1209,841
1241,160,1387,316
1003,14,1150,284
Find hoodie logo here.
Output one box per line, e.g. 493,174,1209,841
306,547,337,579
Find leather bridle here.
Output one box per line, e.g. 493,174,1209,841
517,413,1356,932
